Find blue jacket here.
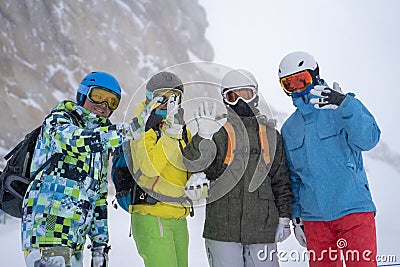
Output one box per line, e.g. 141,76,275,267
281,92,380,221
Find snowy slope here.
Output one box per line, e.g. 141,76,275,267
1,153,398,266
0,199,209,266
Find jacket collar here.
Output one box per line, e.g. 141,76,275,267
53,101,110,128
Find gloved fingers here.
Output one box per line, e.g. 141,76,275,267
199,102,206,117
313,85,329,91
167,94,179,117
332,82,342,93
187,172,209,187
316,104,339,110
167,94,180,106
310,87,329,97
309,97,327,105
194,109,200,121
198,102,216,119
184,184,208,201
309,96,339,109
203,102,209,117
210,102,217,118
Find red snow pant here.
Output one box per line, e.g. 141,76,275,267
303,212,377,267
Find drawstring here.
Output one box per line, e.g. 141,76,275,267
157,217,164,237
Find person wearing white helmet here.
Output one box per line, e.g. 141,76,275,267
278,51,381,267
183,69,293,267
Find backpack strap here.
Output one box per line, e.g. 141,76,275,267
223,121,270,166
223,122,236,166
258,124,270,165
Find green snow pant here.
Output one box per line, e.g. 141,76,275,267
131,213,189,267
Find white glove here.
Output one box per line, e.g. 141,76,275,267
194,102,224,139
184,172,210,201
165,94,184,139
309,82,345,109
91,246,110,267
293,217,307,247
275,217,291,243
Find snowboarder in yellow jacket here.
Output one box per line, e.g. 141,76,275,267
130,71,192,267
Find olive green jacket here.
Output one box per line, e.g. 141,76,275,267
183,113,293,244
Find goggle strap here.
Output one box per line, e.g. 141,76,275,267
146,90,153,100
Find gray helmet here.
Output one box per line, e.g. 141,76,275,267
146,71,184,94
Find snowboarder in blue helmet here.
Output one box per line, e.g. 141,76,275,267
21,71,139,267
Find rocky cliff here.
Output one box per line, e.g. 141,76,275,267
0,0,214,158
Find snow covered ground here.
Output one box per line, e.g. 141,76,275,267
1,153,398,266
0,141,398,267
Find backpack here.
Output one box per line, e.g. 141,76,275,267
0,109,83,218
111,143,136,213
111,142,163,213
0,127,62,218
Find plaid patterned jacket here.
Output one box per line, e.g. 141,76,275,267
21,101,132,251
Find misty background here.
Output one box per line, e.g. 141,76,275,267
1,0,399,266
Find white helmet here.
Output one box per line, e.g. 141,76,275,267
278,51,319,78
221,69,258,91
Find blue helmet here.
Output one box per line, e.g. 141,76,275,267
76,71,122,106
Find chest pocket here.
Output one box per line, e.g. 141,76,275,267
316,113,346,159
284,134,305,172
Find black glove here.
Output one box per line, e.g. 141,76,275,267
310,82,346,109
145,109,164,132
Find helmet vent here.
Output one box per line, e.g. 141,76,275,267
298,61,304,67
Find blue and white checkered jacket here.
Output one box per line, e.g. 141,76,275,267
21,101,132,251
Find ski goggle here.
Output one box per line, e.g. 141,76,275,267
152,88,183,105
222,86,257,105
280,71,313,95
87,86,120,110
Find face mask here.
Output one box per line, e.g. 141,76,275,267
230,99,257,117
155,109,167,119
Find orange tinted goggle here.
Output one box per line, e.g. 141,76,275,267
87,86,120,110
280,71,313,95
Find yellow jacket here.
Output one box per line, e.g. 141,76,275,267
130,124,192,219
